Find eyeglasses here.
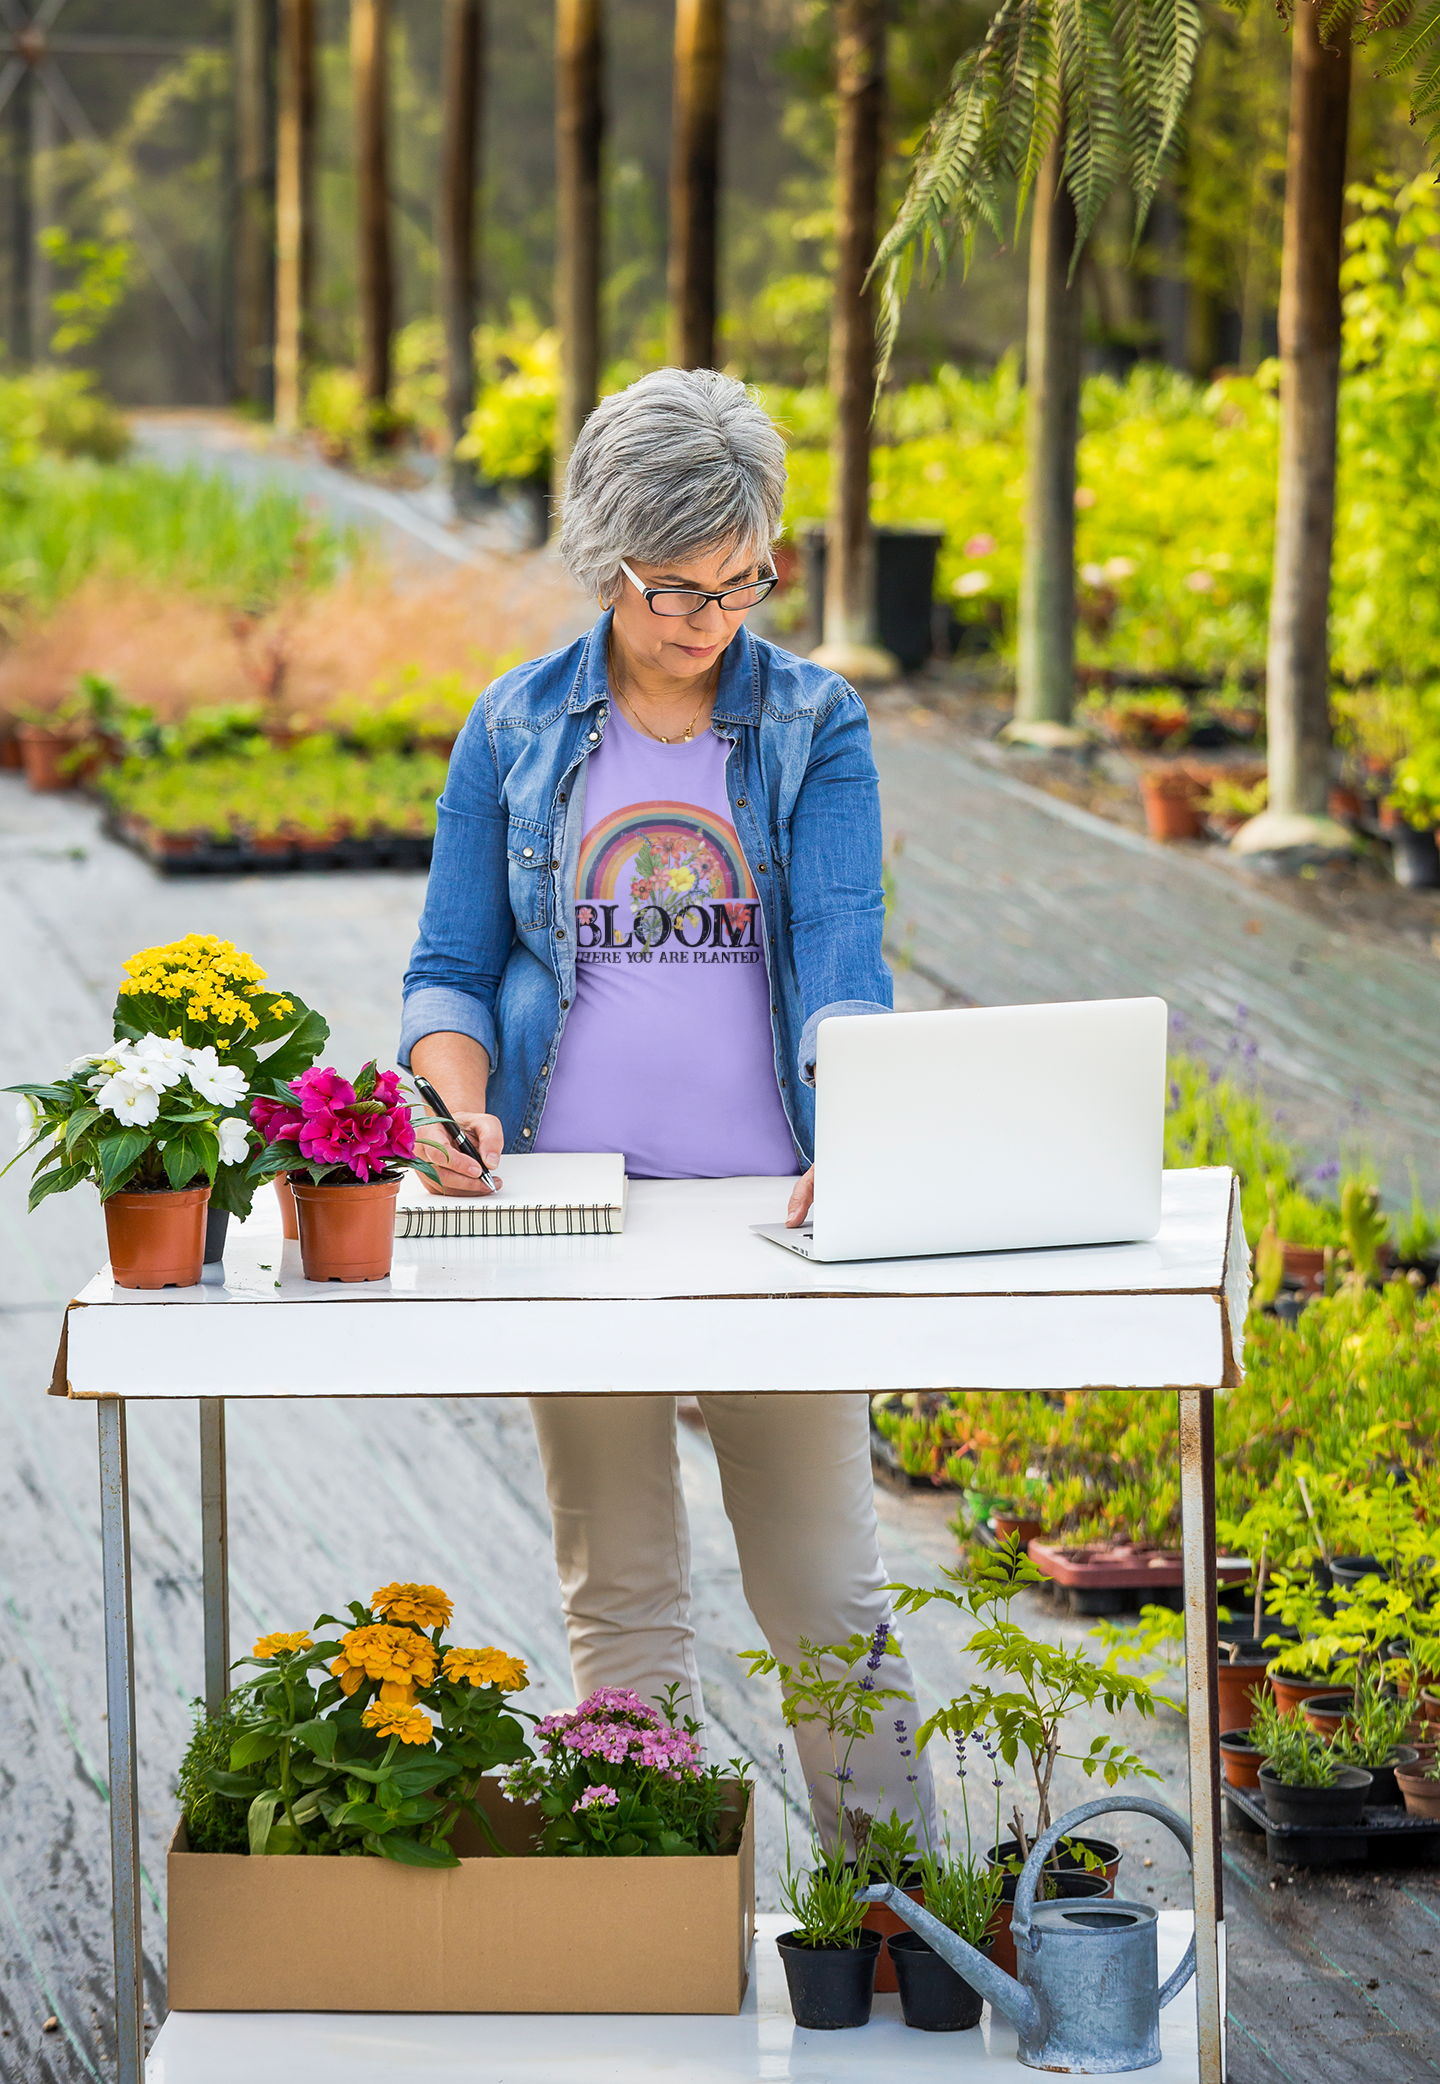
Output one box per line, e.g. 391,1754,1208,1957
619,557,779,618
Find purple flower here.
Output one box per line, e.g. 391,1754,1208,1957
866,1620,889,1671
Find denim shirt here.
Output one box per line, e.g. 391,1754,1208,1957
399,609,891,1165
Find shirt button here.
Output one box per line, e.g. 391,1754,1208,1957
588,731,599,742
559,791,567,803
561,998,570,1009
779,1077,787,1089
542,1064,550,1076
736,796,747,807
522,846,534,858
757,861,768,873
522,1127,532,1138
555,926,566,939
551,859,559,870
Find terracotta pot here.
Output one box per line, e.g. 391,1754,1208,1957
993,1513,1044,1549
1267,1666,1337,1717
1217,1657,1271,1732
1281,1243,1327,1294
104,1184,210,1290
1301,1690,1355,1739
0,730,23,770
18,723,76,793
291,1175,400,1282
858,1876,923,1994
1396,1765,1440,1820
1219,1731,1263,1791
1328,784,1364,823
274,1173,300,1240
1141,776,1204,842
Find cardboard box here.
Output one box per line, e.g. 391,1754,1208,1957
167,1779,754,2014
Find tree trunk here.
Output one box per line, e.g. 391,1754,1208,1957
438,0,483,501
352,0,394,414
1264,2,1351,823
553,0,603,499
814,0,895,682
28,69,55,363
232,0,274,408
1015,133,1082,727
274,0,316,434
667,0,725,371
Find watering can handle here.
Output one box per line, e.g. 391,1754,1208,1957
1009,1793,1197,2011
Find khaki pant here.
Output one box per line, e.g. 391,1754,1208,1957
528,1390,937,1850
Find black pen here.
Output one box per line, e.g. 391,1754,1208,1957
412,1076,499,1191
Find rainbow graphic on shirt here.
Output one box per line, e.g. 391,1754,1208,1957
576,801,756,949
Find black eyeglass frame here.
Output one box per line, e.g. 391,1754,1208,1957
618,557,780,618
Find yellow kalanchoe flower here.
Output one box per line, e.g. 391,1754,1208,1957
442,1646,528,1692
371,1581,454,1632
331,1623,437,1698
362,1701,435,1746
253,1630,313,1659
119,935,270,1034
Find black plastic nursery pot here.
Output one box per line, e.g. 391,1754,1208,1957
888,1929,993,2032
776,1928,882,2030
203,1207,230,1265
1389,824,1440,889
1329,1554,1388,1590
987,1834,1121,1886
1366,1747,1421,1808
1257,1764,1373,1829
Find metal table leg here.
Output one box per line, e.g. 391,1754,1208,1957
1178,1386,1225,2084
200,1400,230,1718
98,1399,144,2084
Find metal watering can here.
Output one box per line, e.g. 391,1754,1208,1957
858,1795,1196,2073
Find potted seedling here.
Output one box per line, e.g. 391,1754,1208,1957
886,1737,1005,2033
1139,763,1206,842
1327,1675,1419,1806
1254,1705,1372,1827
740,1626,909,2030
1396,1755,1440,1820
888,1544,1160,1977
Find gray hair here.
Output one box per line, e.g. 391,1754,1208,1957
558,368,787,606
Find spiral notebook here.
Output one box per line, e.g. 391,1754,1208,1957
394,1152,628,1238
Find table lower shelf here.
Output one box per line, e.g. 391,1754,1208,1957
146,1911,1213,2082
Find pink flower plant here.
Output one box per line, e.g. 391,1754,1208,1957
249,1060,435,1187
504,1684,748,1857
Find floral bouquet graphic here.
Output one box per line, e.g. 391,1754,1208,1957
630,833,725,944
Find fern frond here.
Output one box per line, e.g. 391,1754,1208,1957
869,0,1204,387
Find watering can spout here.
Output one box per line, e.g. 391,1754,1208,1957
856,1884,1042,2040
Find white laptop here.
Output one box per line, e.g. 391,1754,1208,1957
754,997,1167,1263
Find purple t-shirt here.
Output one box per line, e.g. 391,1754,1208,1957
533,704,800,1179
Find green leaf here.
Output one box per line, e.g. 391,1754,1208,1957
371,1833,461,1869
202,1768,267,1798
63,1105,102,1150
261,1008,330,1086
290,1718,338,1763
248,1788,283,1855
231,1731,279,1770
162,1125,219,1189
98,1128,153,1197
28,1162,91,1212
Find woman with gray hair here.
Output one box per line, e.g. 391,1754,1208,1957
401,367,933,1848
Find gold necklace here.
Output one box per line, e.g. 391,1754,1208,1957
609,642,712,744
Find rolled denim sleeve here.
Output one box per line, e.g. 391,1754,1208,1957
399,704,513,1071
797,998,892,1089
786,686,893,1087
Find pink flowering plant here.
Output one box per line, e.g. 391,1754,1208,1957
248,1062,441,1188
501,1685,751,1857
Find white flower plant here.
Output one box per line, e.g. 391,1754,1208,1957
6,1036,251,1208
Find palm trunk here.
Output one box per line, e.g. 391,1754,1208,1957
352,0,394,415
274,0,316,434
232,0,273,408
553,0,603,499
28,70,55,363
813,0,896,683
1014,133,1082,728
1262,2,1351,827
667,0,725,371
438,0,483,501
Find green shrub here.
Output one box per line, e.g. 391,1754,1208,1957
176,1699,252,1854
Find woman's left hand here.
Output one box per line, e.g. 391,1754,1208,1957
786,1166,814,1227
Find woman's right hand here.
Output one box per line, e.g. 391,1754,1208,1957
416,1109,505,1196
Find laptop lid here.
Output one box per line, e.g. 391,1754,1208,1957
809,997,1167,1262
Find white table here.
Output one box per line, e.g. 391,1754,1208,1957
54,1166,1247,2084
145,1910,1217,2082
